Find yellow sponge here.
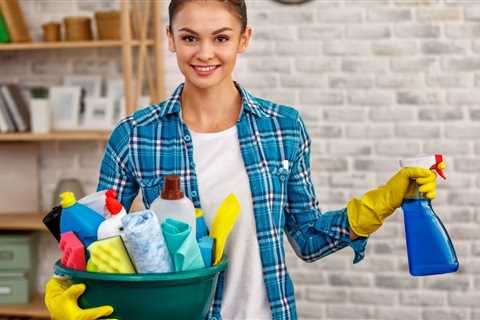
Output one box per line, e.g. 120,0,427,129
87,236,136,274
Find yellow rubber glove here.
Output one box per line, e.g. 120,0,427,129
45,277,115,320
347,167,437,237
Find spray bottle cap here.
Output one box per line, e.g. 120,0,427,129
60,192,77,208
105,189,117,199
161,176,184,200
399,153,447,179
105,196,123,215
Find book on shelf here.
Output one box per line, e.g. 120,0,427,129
0,90,16,132
0,0,31,43
0,9,10,43
0,84,30,132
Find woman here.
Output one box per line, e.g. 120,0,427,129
45,1,438,319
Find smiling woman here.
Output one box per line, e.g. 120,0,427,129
44,1,441,320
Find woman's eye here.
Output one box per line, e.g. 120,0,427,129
181,35,196,43
216,35,229,43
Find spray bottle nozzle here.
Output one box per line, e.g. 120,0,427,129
399,153,447,180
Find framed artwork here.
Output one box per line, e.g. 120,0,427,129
64,75,102,97
82,97,114,130
49,86,81,131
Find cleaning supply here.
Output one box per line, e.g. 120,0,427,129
198,236,214,267
44,277,114,320
78,189,117,218
161,218,205,272
60,232,86,271
347,167,437,237
87,236,136,274
195,208,209,239
121,210,173,273
400,154,459,276
53,258,229,320
150,176,196,237
42,206,62,242
60,192,105,247
97,195,127,239
210,193,241,265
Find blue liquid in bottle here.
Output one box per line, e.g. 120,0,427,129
402,190,459,276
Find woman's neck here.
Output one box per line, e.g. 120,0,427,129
181,79,242,133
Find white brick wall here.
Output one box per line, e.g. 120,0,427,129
4,0,479,318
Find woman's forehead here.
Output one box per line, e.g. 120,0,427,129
172,1,241,32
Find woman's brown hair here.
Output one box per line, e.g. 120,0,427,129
168,0,247,33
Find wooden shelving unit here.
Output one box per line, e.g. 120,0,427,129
0,39,153,51
0,1,165,318
0,213,46,231
0,294,49,319
0,131,110,141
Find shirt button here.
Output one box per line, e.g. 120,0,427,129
191,191,197,197
280,175,286,181
184,135,191,142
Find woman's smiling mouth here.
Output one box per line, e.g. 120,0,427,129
191,64,221,76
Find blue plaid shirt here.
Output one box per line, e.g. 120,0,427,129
98,82,368,320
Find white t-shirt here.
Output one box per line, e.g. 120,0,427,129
190,125,272,320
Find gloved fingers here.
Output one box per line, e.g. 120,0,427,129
425,191,436,200
418,181,436,194
78,305,114,320
45,277,67,297
403,167,434,179
416,171,436,185
65,283,86,301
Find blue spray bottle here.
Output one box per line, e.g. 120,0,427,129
400,154,459,276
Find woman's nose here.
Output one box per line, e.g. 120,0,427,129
196,41,215,61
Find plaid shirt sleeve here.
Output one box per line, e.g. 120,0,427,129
285,115,367,264
97,119,139,211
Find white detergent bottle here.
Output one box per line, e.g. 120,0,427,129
97,196,127,239
150,175,196,236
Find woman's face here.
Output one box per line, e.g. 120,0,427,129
167,0,252,90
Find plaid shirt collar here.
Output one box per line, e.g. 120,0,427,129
157,81,269,120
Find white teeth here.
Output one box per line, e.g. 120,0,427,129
195,65,216,72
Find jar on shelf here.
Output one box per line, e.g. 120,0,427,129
95,10,121,40
63,16,93,41
42,22,61,42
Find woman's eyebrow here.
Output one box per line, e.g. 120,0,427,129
177,27,233,35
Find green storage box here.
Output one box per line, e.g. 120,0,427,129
55,258,228,320
0,12,10,43
0,272,31,304
0,232,36,271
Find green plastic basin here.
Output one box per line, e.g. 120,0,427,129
54,259,228,320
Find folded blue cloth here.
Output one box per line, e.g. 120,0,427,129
161,218,205,272
121,210,173,273
198,236,214,267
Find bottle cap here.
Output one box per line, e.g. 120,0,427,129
105,196,123,215
60,192,76,208
161,176,184,200
105,189,117,199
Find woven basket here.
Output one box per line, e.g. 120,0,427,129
64,16,93,41
42,22,61,42
95,10,120,40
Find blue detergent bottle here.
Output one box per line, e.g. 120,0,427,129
59,191,105,247
400,154,459,276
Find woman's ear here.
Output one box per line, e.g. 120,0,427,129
238,26,252,54
166,26,176,53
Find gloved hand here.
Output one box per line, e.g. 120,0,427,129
45,276,115,320
347,167,438,237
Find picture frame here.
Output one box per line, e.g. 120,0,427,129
49,86,81,131
106,78,125,124
64,75,102,97
82,96,114,130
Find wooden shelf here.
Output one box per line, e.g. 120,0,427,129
0,213,46,231
0,294,49,318
0,131,110,142
0,39,154,51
